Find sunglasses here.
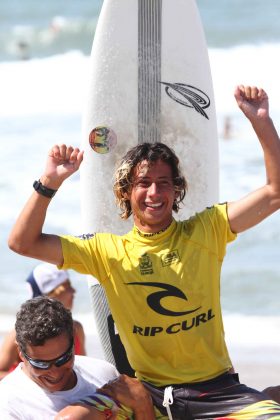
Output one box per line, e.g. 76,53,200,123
22,340,74,370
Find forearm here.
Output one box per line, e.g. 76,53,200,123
236,85,280,198
8,190,63,264
251,117,280,194
228,116,280,233
228,86,280,233
8,145,83,264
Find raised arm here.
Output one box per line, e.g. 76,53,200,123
8,144,83,266
228,85,280,233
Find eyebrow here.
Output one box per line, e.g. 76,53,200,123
135,175,172,180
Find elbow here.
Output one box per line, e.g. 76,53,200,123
272,190,280,211
267,184,280,211
8,234,30,257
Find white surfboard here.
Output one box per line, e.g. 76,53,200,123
81,0,219,371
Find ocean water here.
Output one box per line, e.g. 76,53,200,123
1,1,280,357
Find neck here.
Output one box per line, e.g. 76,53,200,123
134,219,173,235
62,370,77,390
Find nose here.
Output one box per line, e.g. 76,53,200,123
147,182,159,196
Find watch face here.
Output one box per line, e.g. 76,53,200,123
89,126,117,154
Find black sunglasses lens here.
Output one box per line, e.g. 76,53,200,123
30,360,51,369
24,341,73,369
54,351,73,367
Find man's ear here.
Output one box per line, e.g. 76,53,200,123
16,341,25,362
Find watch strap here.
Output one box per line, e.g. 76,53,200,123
33,180,57,198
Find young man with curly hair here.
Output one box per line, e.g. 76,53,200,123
8,85,280,418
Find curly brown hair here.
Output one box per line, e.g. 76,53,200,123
113,142,187,219
15,297,73,352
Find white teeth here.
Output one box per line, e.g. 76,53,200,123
146,202,162,208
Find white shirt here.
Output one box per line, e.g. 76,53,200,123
0,356,118,419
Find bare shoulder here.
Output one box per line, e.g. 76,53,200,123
73,319,84,331
73,320,86,355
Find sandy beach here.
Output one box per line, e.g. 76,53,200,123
237,361,280,391
230,350,280,391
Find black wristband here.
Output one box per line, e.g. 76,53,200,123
33,180,57,198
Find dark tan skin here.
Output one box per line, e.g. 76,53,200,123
19,334,76,393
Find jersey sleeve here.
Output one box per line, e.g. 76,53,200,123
189,203,237,261
209,203,236,256
59,233,109,283
212,202,237,243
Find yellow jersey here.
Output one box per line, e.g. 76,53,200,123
60,203,236,386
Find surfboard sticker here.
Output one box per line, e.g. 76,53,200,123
89,126,117,154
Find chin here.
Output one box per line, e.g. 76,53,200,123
40,378,67,393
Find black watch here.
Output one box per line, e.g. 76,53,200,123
33,180,57,198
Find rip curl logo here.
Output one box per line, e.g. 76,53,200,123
160,82,211,119
76,233,95,240
133,309,215,336
139,253,153,275
125,282,201,316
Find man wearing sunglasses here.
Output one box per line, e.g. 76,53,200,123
0,297,154,419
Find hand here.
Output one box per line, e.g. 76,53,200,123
41,144,84,189
234,85,269,122
98,375,155,420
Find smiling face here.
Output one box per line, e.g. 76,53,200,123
19,333,76,393
128,159,177,233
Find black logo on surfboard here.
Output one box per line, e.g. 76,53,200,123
125,281,201,317
160,82,211,119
